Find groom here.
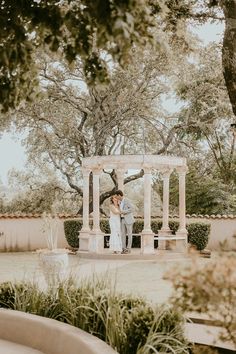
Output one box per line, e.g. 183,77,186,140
116,190,134,254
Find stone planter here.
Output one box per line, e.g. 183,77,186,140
39,251,69,290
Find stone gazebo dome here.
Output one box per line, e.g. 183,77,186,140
79,154,188,254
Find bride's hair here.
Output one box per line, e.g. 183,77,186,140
110,196,115,204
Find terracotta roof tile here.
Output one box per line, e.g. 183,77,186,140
0,213,235,219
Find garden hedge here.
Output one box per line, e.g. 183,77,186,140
64,218,210,251
186,222,210,251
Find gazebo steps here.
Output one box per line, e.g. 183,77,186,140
77,249,191,261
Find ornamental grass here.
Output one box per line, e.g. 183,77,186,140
0,275,190,353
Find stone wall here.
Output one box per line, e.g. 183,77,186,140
0,214,235,251
0,215,70,252
185,215,236,251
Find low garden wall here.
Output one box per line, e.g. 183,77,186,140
0,214,235,252
0,215,69,252
186,216,236,250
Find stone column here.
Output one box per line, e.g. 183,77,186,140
89,168,104,253
158,169,172,250
92,169,101,233
81,168,90,232
176,167,188,252
143,168,152,233
141,167,154,254
116,168,125,191
79,168,91,251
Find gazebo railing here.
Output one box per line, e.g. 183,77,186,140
104,233,186,248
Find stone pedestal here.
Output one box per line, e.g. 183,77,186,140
78,230,90,251
39,251,69,292
89,231,104,253
141,231,154,254
175,231,188,253
157,229,172,250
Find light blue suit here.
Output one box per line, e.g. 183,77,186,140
120,198,134,250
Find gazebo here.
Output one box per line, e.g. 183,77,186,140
79,155,188,254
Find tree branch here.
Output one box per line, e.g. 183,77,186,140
124,170,144,184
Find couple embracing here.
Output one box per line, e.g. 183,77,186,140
109,190,134,254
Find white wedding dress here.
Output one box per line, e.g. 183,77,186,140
109,205,122,252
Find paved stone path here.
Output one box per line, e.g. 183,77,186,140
2,252,235,353
0,251,202,304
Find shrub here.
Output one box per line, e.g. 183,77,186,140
64,219,82,248
0,282,17,308
169,253,236,349
187,222,210,250
100,219,110,233
124,304,155,353
133,220,144,233
64,218,210,251
136,307,189,354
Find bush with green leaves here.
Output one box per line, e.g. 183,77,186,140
0,277,190,353
169,252,236,349
64,219,82,248
64,218,210,251
187,222,210,251
0,282,18,308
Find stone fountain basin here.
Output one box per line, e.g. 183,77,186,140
0,309,117,354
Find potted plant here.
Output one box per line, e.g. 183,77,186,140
39,213,69,290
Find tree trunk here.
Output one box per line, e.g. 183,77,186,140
221,0,236,117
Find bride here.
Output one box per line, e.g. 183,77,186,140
109,195,122,254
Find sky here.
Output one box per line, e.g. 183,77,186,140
0,132,27,185
0,22,224,186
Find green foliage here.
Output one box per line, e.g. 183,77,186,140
125,304,155,353
187,223,210,251
100,219,110,233
0,0,156,112
0,277,189,353
174,43,236,190
133,219,144,233
64,218,210,250
10,46,174,205
176,44,231,132
64,219,82,249
169,253,236,348
0,282,17,308
158,162,236,215
2,182,59,213
125,305,188,354
0,169,81,214
0,281,47,313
